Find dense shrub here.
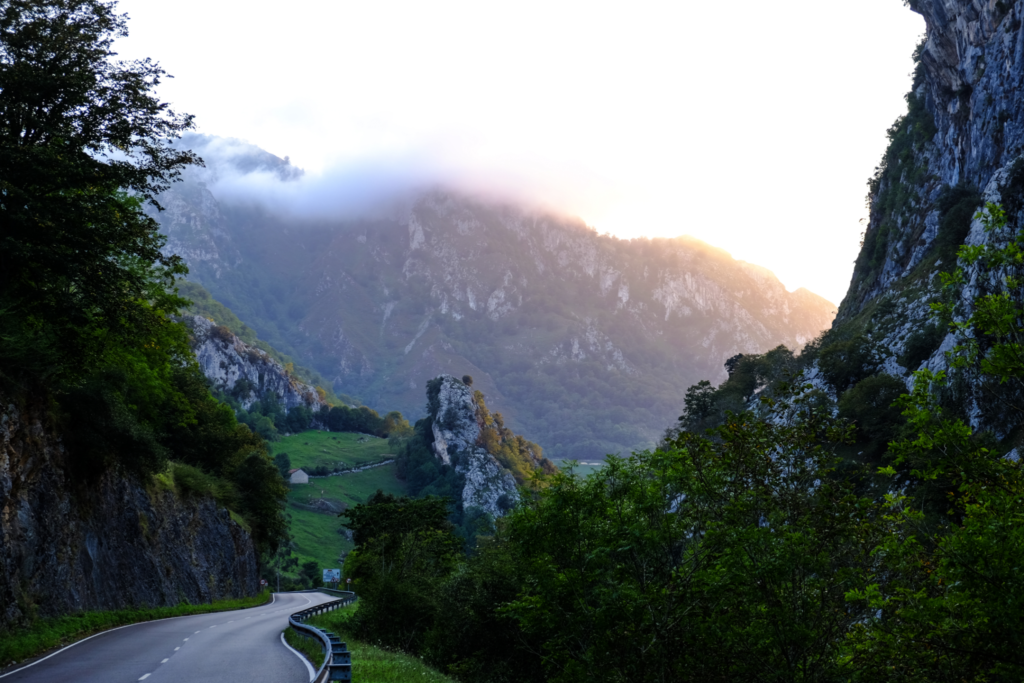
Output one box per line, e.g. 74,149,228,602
934,185,982,269
837,374,908,464
901,323,945,369
818,335,879,393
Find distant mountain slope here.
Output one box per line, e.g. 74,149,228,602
179,281,356,407
155,139,835,458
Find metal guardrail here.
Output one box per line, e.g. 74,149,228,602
288,590,357,682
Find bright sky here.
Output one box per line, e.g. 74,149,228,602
115,0,924,306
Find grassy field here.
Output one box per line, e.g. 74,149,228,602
284,602,455,683
0,591,271,670
271,431,394,471
278,431,409,570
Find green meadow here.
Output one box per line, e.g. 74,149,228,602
270,430,394,471
275,431,408,569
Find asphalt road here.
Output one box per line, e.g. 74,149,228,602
0,592,336,683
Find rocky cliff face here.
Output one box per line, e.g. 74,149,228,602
843,0,1024,311
186,314,327,415
820,0,1024,437
0,389,258,631
154,144,836,458
428,375,519,517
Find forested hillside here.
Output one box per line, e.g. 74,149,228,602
0,0,284,632
151,140,835,459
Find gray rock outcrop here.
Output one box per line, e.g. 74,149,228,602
186,314,327,415
0,390,258,632
824,0,1024,436
429,375,519,517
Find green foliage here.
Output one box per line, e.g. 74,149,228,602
395,418,464,502
934,185,982,270
500,391,880,683
327,404,400,436
901,322,945,370
298,560,320,588
233,452,289,555
166,462,239,508
844,370,1024,681
285,405,313,433
273,452,291,478
662,346,800,437
472,389,552,486
0,0,198,385
342,385,894,683
935,202,1024,396
836,374,907,465
291,604,458,683
818,335,879,393
396,380,552,523
342,491,453,548
841,201,1024,680
343,492,463,651
0,0,288,594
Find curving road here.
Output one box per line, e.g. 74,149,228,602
0,592,336,683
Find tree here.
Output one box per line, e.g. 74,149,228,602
299,560,320,588
501,386,881,683
0,0,199,382
234,451,289,555
284,405,312,433
682,379,716,423
382,411,414,438
273,452,291,479
342,491,461,650
341,490,453,548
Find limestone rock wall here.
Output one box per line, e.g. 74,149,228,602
187,314,327,415
825,0,1024,436
0,389,258,632
430,375,518,517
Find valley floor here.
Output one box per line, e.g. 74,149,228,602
271,431,407,569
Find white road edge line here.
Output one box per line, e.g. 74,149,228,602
0,593,282,680
280,632,316,682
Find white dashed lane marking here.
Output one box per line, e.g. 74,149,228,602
161,658,169,664
139,675,151,681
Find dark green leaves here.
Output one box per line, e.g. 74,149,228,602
0,0,199,383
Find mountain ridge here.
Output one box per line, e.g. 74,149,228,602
154,141,836,458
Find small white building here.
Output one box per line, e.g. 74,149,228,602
288,468,309,485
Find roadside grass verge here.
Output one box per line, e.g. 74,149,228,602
0,590,272,670
285,602,454,683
